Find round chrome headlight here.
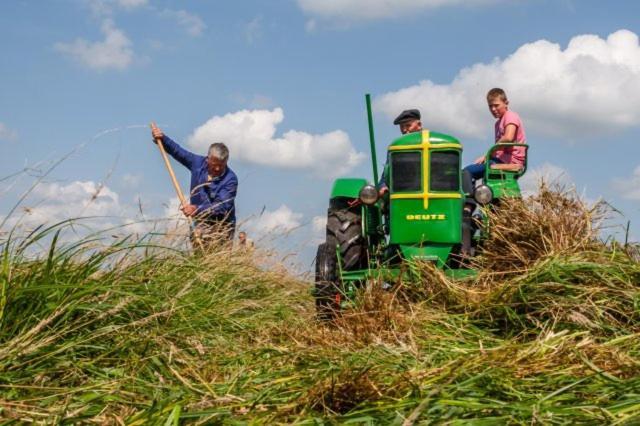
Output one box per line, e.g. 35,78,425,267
474,185,493,205
359,184,379,205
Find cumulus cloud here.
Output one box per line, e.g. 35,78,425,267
229,93,274,109
3,181,122,229
519,163,574,197
160,9,206,36
162,196,183,220
612,165,640,200
245,16,263,44
376,29,640,140
312,215,327,234
243,205,303,237
121,173,142,188
117,0,148,9
87,0,148,16
0,122,18,142
187,108,365,178
310,215,327,244
0,181,191,240
54,19,135,71
297,0,498,22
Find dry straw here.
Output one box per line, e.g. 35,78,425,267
1,184,639,423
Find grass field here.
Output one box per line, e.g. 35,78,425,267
1,187,639,424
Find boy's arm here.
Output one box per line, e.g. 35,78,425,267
496,123,518,143
474,155,486,164
490,162,523,171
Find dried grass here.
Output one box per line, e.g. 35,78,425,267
1,185,640,423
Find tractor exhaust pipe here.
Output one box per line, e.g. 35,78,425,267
365,94,379,185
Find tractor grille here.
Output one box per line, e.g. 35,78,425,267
430,151,460,191
391,152,421,192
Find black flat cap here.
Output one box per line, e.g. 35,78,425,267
393,109,421,125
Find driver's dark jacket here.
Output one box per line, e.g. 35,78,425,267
161,135,238,224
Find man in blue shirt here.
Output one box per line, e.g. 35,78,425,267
151,124,238,245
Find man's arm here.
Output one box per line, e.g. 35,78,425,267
151,124,198,169
160,136,198,169
195,174,238,217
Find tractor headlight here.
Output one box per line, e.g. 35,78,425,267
474,185,493,205
359,184,379,205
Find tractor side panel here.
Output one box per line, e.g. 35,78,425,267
389,198,462,245
486,172,522,199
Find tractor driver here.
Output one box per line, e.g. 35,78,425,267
378,109,422,197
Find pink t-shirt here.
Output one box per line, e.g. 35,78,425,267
494,110,526,166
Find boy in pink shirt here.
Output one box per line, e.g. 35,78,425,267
464,88,527,184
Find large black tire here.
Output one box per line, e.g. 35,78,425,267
315,240,340,321
326,208,366,270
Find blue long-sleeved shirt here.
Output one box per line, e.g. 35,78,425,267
161,135,238,223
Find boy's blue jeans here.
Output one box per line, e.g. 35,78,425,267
462,157,504,198
464,157,503,180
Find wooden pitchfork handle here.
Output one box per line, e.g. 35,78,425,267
150,122,204,250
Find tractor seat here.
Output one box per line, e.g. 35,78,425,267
484,143,529,180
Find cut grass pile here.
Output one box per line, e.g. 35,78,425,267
1,187,640,424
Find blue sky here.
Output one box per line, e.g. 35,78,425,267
1,0,639,268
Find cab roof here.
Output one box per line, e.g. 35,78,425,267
388,130,461,148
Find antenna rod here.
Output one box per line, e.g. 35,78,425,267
365,93,379,184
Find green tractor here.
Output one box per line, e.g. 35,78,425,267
314,94,528,320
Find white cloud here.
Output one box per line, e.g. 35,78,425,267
312,215,327,234
229,93,274,109
0,122,18,142
87,0,148,15
376,29,640,140
187,108,365,178
117,0,148,9
162,196,183,220
305,19,317,33
0,181,191,240
54,19,135,71
297,0,498,22
3,181,122,229
519,163,574,197
248,95,274,109
612,165,640,200
311,215,327,244
245,16,263,44
160,9,206,37
122,173,142,188
244,205,303,237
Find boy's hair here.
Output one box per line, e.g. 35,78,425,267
487,87,508,102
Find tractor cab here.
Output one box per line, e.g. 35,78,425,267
383,129,464,266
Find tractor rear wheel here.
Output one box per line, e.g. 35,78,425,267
315,239,340,321
326,208,366,270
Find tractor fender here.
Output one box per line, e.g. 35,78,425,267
330,178,368,200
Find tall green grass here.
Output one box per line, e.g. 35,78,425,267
1,188,640,424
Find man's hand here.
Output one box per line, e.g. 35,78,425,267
180,204,197,217
378,186,389,197
151,122,164,143
473,155,486,165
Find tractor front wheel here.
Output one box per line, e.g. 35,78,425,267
315,239,341,321
326,208,366,270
